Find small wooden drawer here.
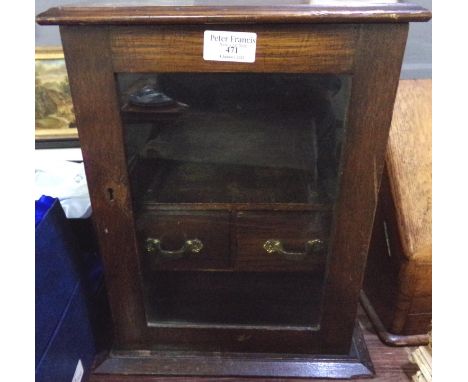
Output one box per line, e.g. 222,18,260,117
137,210,230,270
235,211,330,272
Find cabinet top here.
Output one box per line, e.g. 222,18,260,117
36,0,431,26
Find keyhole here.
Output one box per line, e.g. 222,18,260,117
107,187,114,202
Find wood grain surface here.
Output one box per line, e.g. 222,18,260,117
386,79,432,262
36,1,431,26
110,25,357,74
60,26,148,347
319,23,409,354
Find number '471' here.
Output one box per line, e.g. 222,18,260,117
226,46,238,54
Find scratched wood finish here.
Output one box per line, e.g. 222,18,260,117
110,25,357,74
363,80,432,337
93,323,372,379
90,307,418,381
319,23,409,354
36,1,431,26
60,26,147,347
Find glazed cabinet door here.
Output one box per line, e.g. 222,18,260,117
61,23,408,354
119,71,350,337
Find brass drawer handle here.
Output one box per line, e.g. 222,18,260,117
263,239,325,261
145,238,203,261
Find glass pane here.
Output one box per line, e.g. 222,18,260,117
117,73,351,329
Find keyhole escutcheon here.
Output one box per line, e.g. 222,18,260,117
107,187,115,202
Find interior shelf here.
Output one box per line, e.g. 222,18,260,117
144,271,324,329
121,73,344,210
140,158,321,205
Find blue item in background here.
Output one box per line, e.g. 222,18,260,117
35,195,56,227
36,198,101,382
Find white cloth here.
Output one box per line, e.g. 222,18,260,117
35,159,91,219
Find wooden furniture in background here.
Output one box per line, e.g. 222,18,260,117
37,1,430,379
362,79,432,346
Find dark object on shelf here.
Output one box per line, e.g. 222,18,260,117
121,102,189,123
363,80,432,345
122,81,189,121
128,85,177,108
36,1,431,379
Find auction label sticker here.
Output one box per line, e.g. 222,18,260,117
203,30,257,63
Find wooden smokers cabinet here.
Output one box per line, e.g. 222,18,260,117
37,1,430,379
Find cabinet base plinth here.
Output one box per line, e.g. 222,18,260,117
92,324,373,380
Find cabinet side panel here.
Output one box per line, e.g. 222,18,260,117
60,26,147,346
320,23,409,353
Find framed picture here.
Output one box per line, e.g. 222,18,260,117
35,47,79,148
